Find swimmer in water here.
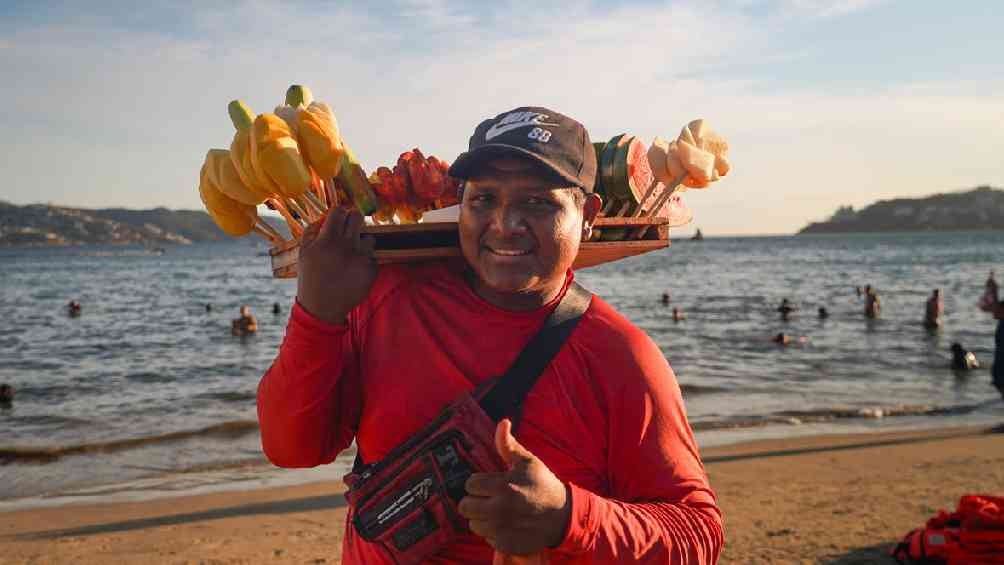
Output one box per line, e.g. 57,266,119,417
67,300,81,317
864,286,881,319
272,302,281,315
672,307,686,322
950,343,979,371
0,383,12,406
924,289,943,330
772,332,808,346
818,306,829,319
206,303,213,312
661,292,670,306
231,305,258,336
777,298,796,321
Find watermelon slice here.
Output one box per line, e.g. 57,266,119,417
610,135,633,202
608,135,653,210
624,137,653,206
592,142,607,197
600,134,625,203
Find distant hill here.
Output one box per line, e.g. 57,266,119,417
0,201,287,246
799,186,1004,234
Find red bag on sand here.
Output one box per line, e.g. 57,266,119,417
891,495,1004,564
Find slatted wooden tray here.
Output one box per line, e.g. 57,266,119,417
269,216,669,278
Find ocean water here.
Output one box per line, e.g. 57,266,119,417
2,232,1003,505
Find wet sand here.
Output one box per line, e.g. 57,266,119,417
2,425,1002,564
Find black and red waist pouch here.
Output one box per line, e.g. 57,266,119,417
342,282,591,564
344,392,504,564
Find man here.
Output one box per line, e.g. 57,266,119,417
231,305,258,336
257,106,722,563
991,303,1004,399
864,285,881,319
924,289,943,330
777,298,796,321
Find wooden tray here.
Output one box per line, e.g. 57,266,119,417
269,216,669,278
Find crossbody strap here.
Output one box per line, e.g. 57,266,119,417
479,282,592,424
351,282,592,472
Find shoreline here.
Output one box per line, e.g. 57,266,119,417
4,411,1002,510
2,423,1001,563
3,411,999,513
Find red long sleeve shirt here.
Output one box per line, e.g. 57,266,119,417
257,261,722,564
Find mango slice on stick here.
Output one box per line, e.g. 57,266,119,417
198,159,256,237
250,113,312,199
297,101,345,180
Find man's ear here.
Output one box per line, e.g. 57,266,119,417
582,193,602,228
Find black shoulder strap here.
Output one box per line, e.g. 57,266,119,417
479,282,592,424
352,282,592,472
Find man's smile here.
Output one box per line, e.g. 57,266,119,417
484,245,534,257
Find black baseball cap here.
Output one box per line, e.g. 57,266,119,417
449,106,596,192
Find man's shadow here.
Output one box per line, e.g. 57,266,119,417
822,543,896,564
10,494,347,541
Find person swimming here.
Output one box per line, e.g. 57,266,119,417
231,305,258,336
979,270,998,312
272,302,281,315
661,292,671,306
205,303,213,312
818,307,829,319
924,289,943,330
864,286,881,319
772,332,808,346
778,298,796,321
950,343,980,371
672,307,686,322
0,383,12,406
66,300,81,317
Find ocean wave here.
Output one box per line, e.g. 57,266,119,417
7,414,94,428
679,383,732,396
691,402,991,432
194,390,257,403
77,250,164,258
0,420,259,465
125,371,176,384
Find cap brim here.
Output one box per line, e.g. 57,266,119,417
448,144,586,189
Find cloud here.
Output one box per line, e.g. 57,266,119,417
757,0,888,19
1,0,1001,235
679,78,1004,233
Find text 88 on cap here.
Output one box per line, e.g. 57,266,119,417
448,106,597,192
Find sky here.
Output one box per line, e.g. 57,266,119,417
1,0,1002,235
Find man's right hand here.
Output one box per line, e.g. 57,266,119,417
296,207,377,325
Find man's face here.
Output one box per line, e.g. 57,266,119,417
459,157,599,299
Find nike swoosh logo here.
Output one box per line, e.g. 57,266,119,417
485,120,559,141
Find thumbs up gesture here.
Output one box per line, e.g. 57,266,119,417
458,419,572,557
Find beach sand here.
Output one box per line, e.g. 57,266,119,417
2,425,1002,564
